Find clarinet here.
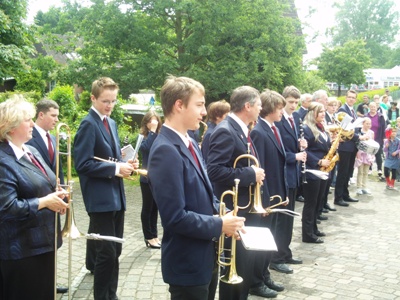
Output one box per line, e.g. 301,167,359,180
299,119,307,184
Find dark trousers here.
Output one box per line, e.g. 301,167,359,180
384,167,397,180
375,147,383,171
219,213,264,300
169,283,210,300
140,182,159,240
335,150,356,201
86,217,96,272
271,188,296,263
302,179,327,242
0,251,54,300
90,210,124,300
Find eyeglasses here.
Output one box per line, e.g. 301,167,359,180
100,100,118,106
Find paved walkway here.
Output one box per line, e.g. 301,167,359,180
57,170,400,299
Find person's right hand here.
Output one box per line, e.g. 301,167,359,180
118,162,135,177
221,211,246,239
251,166,265,184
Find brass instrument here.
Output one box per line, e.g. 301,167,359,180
321,112,354,173
93,156,148,177
55,123,85,300
218,179,243,284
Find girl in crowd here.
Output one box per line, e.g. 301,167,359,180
383,127,400,190
354,118,375,195
139,111,162,248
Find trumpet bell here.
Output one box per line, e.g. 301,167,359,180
220,270,243,284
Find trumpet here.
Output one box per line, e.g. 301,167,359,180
218,179,243,284
199,120,208,147
93,156,148,178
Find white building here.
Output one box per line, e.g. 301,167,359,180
364,66,400,90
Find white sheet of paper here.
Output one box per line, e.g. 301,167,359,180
239,226,277,251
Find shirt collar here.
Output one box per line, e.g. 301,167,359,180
229,112,250,138
163,124,191,147
91,106,108,121
8,141,30,160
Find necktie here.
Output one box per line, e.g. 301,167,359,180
271,126,282,148
316,123,324,132
350,109,356,120
188,141,200,169
46,132,54,162
288,117,295,131
247,133,256,156
103,117,110,134
26,152,47,176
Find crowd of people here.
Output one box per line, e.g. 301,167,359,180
1,77,399,300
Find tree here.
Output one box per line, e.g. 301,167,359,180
317,40,371,96
35,0,306,101
0,0,35,82
330,0,399,67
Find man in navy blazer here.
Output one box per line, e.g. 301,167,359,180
73,77,136,300
26,98,64,184
273,86,306,270
208,86,280,299
148,76,245,300
334,90,368,207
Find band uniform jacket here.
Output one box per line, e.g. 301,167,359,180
26,126,64,184
0,142,59,260
251,119,288,204
207,116,267,214
147,126,222,286
73,109,126,213
303,125,331,181
275,114,301,189
337,105,360,153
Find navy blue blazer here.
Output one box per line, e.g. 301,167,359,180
26,126,64,184
139,131,157,184
73,109,126,213
200,121,216,164
275,115,301,189
303,125,331,181
147,126,222,286
0,142,59,260
207,116,267,213
294,106,307,120
251,119,288,205
337,105,360,152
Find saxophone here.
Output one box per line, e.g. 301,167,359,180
320,127,342,173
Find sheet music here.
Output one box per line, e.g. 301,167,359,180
121,134,144,162
239,226,277,251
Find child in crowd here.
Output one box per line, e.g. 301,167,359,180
383,127,400,190
355,118,375,195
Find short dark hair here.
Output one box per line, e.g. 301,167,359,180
35,98,59,118
259,89,286,118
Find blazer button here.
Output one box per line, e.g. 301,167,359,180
212,237,218,242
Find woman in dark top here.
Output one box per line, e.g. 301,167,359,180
139,111,162,248
302,102,331,244
0,96,68,299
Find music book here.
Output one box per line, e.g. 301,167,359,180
239,226,277,251
121,144,135,162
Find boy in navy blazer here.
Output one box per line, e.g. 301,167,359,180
148,76,245,300
74,77,137,300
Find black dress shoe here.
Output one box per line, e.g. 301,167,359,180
321,208,329,213
264,278,285,292
344,196,359,202
315,231,326,237
57,286,68,294
334,199,349,207
317,214,328,221
324,203,337,211
296,195,305,202
249,284,278,298
269,263,293,274
303,237,324,244
286,257,303,264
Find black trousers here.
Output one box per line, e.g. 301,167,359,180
271,187,296,263
375,147,383,172
169,283,210,300
384,167,397,180
219,213,265,300
0,251,54,300
140,182,159,240
89,210,124,300
335,150,356,201
302,179,327,242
